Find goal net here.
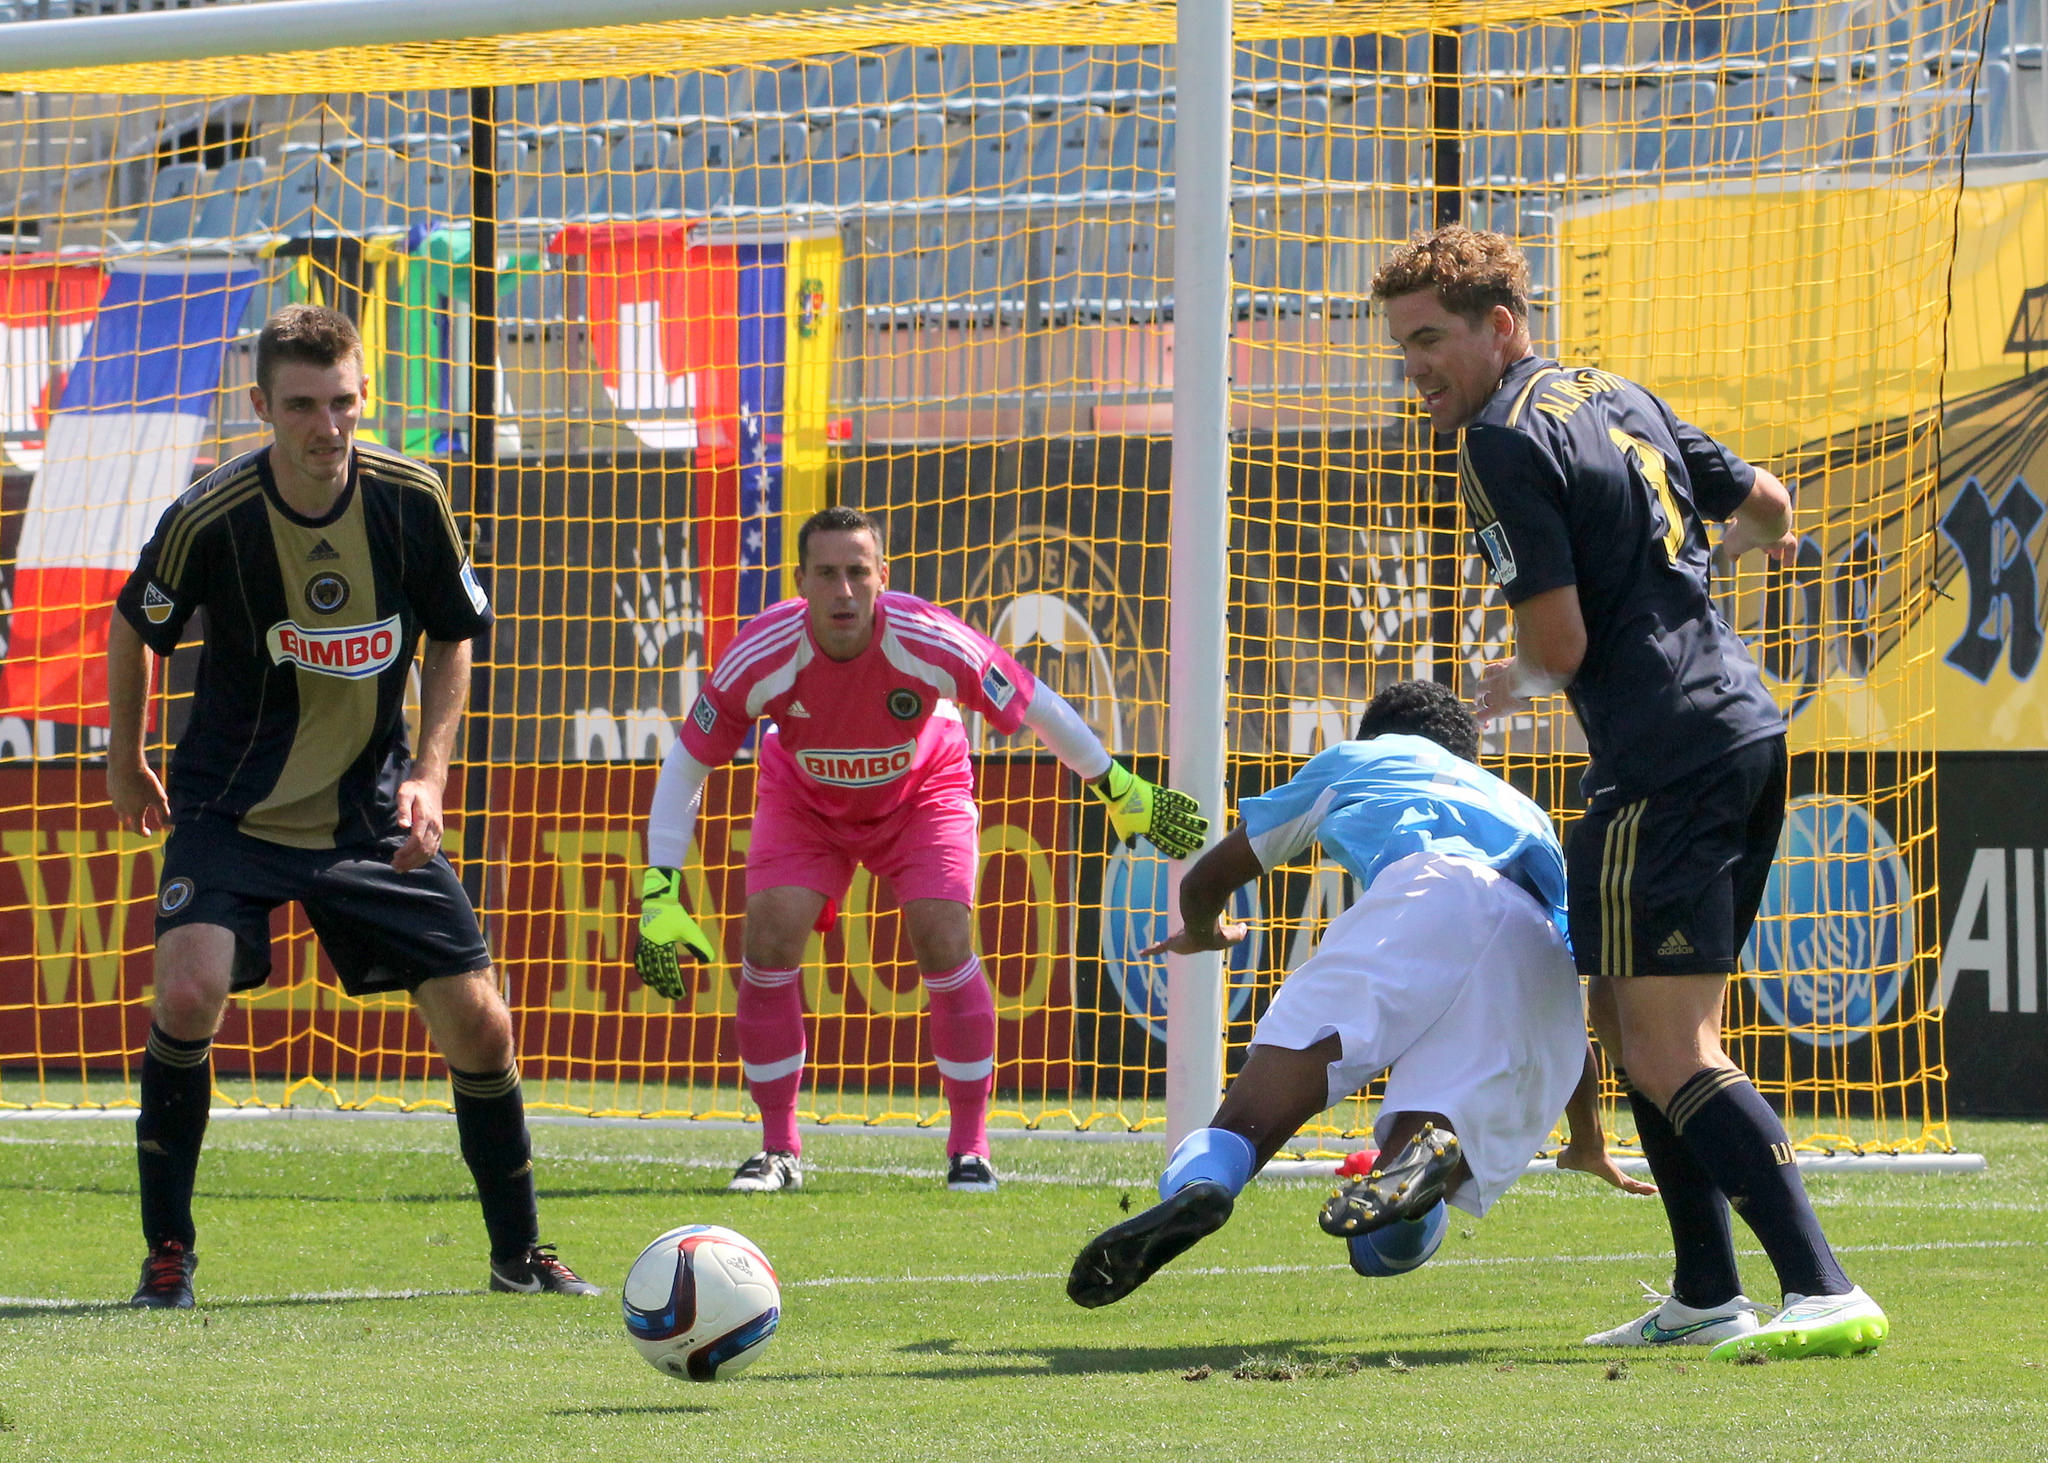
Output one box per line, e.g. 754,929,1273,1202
0,0,1981,1155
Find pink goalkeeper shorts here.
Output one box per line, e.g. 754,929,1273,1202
745,780,982,908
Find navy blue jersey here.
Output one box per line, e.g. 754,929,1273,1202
115,444,491,848
1458,355,1783,806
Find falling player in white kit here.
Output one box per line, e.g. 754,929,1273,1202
1069,680,1651,1308
634,506,1209,1193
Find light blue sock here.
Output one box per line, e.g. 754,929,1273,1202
1347,1200,1448,1277
1158,1127,1257,1202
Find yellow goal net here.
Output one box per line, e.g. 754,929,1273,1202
0,0,1988,1155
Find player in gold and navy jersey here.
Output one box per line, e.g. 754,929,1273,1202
1369,227,1885,1361
106,304,595,1306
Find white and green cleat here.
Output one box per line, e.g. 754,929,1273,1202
1708,1285,1888,1361
1584,1286,1769,1348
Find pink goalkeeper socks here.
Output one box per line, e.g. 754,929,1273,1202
924,955,995,1159
737,960,806,1156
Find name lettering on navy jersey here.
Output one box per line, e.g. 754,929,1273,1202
1532,368,1631,423
797,742,918,786
267,615,403,679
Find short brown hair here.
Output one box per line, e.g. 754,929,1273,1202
254,304,363,394
1371,226,1530,325
796,505,884,569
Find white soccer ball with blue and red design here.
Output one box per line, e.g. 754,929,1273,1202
623,1224,780,1381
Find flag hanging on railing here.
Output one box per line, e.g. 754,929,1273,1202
0,253,107,474
0,259,259,726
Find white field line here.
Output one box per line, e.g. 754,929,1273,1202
1,1238,2030,1311
0,1133,2031,1205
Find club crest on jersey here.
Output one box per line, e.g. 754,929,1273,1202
691,694,718,734
305,572,350,615
266,614,402,679
980,662,1017,710
140,582,175,624
159,877,195,915
886,687,923,721
1478,523,1518,586
797,741,917,787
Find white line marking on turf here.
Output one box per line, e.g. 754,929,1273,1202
5,1239,2027,1310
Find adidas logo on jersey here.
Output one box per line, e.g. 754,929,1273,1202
1657,930,1697,958
306,538,341,562
785,700,811,718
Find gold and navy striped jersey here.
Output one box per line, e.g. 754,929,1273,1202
114,443,492,848
1458,354,1783,807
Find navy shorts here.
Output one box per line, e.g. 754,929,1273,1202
1565,736,1786,978
154,816,492,996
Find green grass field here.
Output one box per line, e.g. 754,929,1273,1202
3,1113,2044,1463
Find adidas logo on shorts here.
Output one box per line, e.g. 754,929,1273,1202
1657,929,1697,958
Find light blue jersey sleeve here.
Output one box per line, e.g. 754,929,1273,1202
1237,734,1569,938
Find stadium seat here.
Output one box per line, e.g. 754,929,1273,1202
404,152,468,228
136,161,204,244
889,46,957,104
1089,45,1169,103
1091,110,1174,197
1843,102,1885,161
1032,217,1104,320
601,126,681,217
1633,78,1721,171
862,218,945,321
1029,110,1104,198
1577,14,1659,77
1464,84,1516,185
676,124,736,214
535,133,601,222
1515,80,1574,182
1968,57,2013,153
1102,216,1171,322
880,112,947,201
1028,44,1098,106
620,75,692,126
964,45,1035,102
273,155,342,237
947,109,1032,196
337,146,402,232
806,116,881,207
190,155,271,242
735,119,809,210
1235,95,1328,182
806,51,894,112
936,214,1027,323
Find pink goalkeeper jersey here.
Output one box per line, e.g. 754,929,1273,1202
679,592,1038,821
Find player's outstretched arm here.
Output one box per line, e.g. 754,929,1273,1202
1016,681,1210,858
1556,1043,1658,1196
105,616,170,835
1138,829,1260,956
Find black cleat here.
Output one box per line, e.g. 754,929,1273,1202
489,1243,601,1296
945,1153,999,1192
1318,1123,1461,1238
129,1240,197,1309
727,1150,803,1193
1067,1180,1235,1309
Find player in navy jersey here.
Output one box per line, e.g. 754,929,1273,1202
1067,681,1650,1310
1370,226,1885,1359
107,305,594,1306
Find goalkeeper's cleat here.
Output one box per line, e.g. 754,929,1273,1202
945,1153,999,1192
1089,761,1210,860
489,1243,601,1297
128,1240,197,1309
1584,1284,1769,1347
727,1150,803,1193
1707,1285,1887,1361
635,867,715,1000
1347,1199,1447,1277
1318,1123,1460,1237
1066,1180,1234,1309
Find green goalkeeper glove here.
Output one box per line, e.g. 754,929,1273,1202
636,867,714,1001
1089,761,1210,860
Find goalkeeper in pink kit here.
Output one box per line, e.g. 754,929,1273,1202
635,506,1208,1192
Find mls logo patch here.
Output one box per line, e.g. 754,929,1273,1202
1478,523,1518,586
459,560,489,615
141,582,174,624
980,662,1017,711
691,694,718,735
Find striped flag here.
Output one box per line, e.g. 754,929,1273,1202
0,253,106,474
0,260,259,726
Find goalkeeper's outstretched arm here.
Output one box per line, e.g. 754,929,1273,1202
1018,682,1211,859
636,738,720,1000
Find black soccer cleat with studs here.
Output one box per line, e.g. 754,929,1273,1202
1067,1180,1235,1309
129,1240,198,1309
1318,1124,1461,1238
489,1243,601,1296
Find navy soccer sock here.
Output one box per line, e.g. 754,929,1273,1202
450,1064,540,1263
137,1024,214,1251
1668,1067,1852,1300
1620,1070,1743,1309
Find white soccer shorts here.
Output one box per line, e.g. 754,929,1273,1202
1251,849,1585,1217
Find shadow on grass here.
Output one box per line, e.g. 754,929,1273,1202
887,1337,1584,1378
549,1403,716,1418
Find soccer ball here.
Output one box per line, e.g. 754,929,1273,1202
622,1224,781,1381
